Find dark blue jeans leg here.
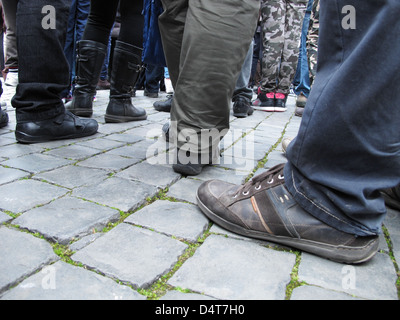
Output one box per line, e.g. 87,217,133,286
293,0,313,97
284,0,400,236
145,64,164,93
12,0,71,121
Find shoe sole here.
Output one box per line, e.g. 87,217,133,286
154,106,171,112
253,106,287,112
173,163,205,176
15,130,97,144
197,193,378,264
104,114,147,123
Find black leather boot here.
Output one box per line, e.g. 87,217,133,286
0,105,8,128
66,40,107,117
105,41,147,123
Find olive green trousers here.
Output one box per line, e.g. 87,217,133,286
159,0,259,161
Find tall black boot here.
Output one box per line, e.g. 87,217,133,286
105,41,147,123
66,40,107,117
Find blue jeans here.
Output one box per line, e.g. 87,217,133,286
284,0,400,237
292,0,313,97
145,64,164,93
233,41,254,102
64,0,90,89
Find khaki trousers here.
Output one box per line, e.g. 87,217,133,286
159,0,259,160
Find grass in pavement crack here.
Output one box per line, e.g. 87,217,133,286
138,230,211,300
382,225,400,299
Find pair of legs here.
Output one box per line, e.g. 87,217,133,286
158,0,260,175
198,0,400,263
12,0,98,143
253,0,307,112
67,0,147,122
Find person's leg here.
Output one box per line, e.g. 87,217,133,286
307,0,319,85
197,0,399,263
0,82,8,128
232,42,254,118
62,0,77,99
284,0,400,237
104,0,147,123
66,0,118,116
159,0,259,175
144,64,164,98
293,0,313,116
158,0,188,91
252,0,285,111
275,0,307,111
2,0,19,86
12,0,98,143
71,0,90,87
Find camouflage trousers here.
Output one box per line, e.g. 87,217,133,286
260,0,307,94
307,0,319,84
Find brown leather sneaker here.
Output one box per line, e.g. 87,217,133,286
196,164,379,264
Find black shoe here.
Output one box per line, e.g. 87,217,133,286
381,185,400,211
295,106,304,117
233,97,254,118
274,93,287,112
144,89,158,98
172,149,211,176
15,111,98,144
162,122,170,142
0,107,8,128
196,163,379,264
153,95,173,112
252,89,275,111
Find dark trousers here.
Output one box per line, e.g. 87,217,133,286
82,0,143,47
12,0,71,121
284,0,400,236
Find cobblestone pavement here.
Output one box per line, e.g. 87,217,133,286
0,83,399,301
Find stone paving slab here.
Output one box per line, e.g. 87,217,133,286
0,211,12,225
0,179,68,213
1,261,145,300
125,200,209,242
12,197,121,245
290,285,362,300
166,178,204,204
71,223,188,289
2,153,73,174
34,165,109,189
0,166,30,185
116,161,181,189
385,208,400,263
43,143,102,161
0,227,59,295
168,234,296,300
72,176,158,212
298,252,398,300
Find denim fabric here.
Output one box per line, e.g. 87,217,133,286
284,0,400,236
145,63,164,93
12,0,71,121
292,0,313,97
233,41,254,102
64,0,90,87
